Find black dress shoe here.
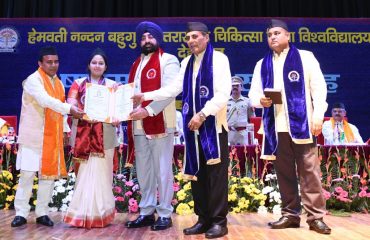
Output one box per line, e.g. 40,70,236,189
150,217,172,231
125,214,155,228
205,224,228,239
36,215,54,227
11,216,27,227
309,219,331,234
183,221,210,235
268,216,300,229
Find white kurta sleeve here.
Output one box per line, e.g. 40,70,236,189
350,124,364,144
248,59,264,108
23,75,71,115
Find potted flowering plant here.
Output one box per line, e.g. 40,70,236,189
321,146,370,213
3,172,38,210
228,176,267,213
49,172,76,212
172,172,194,215
0,170,13,209
113,167,141,213
260,173,282,215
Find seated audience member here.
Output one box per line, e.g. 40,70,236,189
322,102,364,145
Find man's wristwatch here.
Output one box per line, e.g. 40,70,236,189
198,111,207,122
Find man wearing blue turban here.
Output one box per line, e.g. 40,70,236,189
125,21,180,231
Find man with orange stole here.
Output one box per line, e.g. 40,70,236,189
11,46,83,228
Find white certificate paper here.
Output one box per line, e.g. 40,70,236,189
84,83,133,123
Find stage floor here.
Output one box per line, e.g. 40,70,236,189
1,210,369,240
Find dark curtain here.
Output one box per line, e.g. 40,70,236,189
1,0,369,18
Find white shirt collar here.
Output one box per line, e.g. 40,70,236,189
273,46,290,59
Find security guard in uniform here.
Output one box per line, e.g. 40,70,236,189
227,76,255,145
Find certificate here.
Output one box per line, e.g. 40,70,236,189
84,83,134,123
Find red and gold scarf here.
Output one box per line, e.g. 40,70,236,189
126,48,165,166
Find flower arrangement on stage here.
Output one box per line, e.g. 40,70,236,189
1,172,38,210
49,172,76,212
1,144,369,215
228,176,267,213
320,147,370,213
0,170,13,209
113,167,141,213
173,172,194,215
260,173,282,215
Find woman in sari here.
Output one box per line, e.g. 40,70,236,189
63,48,119,228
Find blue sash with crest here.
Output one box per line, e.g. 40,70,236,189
261,44,311,159
182,43,220,180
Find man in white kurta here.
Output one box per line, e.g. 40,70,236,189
322,102,364,145
249,19,331,234
12,46,83,228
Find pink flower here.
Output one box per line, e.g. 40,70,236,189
334,187,344,193
359,190,367,198
360,186,368,191
128,198,139,213
125,181,134,187
113,186,122,194
129,204,139,213
116,196,124,202
173,182,180,192
322,189,331,200
128,198,137,206
125,191,133,197
339,190,348,198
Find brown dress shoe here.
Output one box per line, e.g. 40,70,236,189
268,216,300,229
309,219,331,234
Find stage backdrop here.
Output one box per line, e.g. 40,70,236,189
0,18,369,140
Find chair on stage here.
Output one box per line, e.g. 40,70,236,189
0,115,18,135
249,117,262,145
